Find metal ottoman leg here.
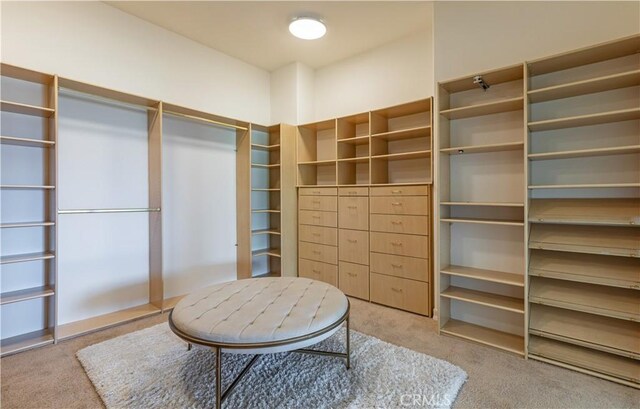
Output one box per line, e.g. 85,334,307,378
215,347,222,409
346,314,351,369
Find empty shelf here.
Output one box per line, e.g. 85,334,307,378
251,229,281,236
371,125,431,141
441,319,524,355
440,97,524,120
528,69,640,103
337,157,369,163
1,329,54,357
0,221,55,228
251,163,280,168
0,252,55,265
529,224,640,257
441,265,524,287
441,217,524,226
371,150,431,161
0,100,55,118
441,201,524,207
529,304,640,359
298,160,336,165
251,209,280,214
251,188,281,192
0,286,54,305
441,142,524,155
529,183,640,190
252,248,281,257
337,136,370,145
529,198,640,226
253,271,281,279
530,277,639,321
0,185,55,190
529,250,640,289
528,108,640,132
529,336,640,386
0,136,55,148
251,143,280,151
528,145,640,161
441,286,524,313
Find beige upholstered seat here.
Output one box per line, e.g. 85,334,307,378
171,277,349,354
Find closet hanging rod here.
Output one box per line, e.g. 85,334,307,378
58,207,161,214
163,110,248,131
58,87,158,113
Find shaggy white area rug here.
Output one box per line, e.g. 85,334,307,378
77,323,467,409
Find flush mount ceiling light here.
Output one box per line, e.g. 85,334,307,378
289,17,326,40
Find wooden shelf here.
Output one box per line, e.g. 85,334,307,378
440,64,524,93
441,265,524,287
529,145,640,161
529,250,640,289
528,108,640,132
298,160,336,165
337,157,369,164
0,100,54,118
441,319,524,355
529,198,639,226
252,248,281,257
1,329,54,357
251,163,280,169
251,188,280,192
371,125,431,141
0,252,55,265
0,185,55,190
529,336,640,386
441,141,524,155
529,277,639,321
441,217,524,227
0,221,55,229
529,224,640,257
57,303,161,341
0,136,55,148
371,150,431,161
528,70,640,103
251,229,281,236
529,304,640,359
251,209,280,214
442,286,524,313
440,97,524,120
337,136,370,145
0,286,54,305
251,143,280,151
441,201,524,207
253,271,281,279
529,183,640,190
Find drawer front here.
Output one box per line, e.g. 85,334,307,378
299,196,337,212
370,196,429,216
299,187,337,196
299,225,337,246
370,253,429,282
299,259,338,286
299,210,338,227
370,214,429,235
338,196,369,230
339,229,369,265
370,273,429,315
370,232,429,258
338,187,369,196
371,185,429,196
339,262,369,300
299,242,338,265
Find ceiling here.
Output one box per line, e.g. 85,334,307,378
106,1,432,71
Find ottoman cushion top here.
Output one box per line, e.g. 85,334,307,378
171,277,348,346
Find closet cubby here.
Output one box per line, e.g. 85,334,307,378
337,113,369,186
297,119,337,186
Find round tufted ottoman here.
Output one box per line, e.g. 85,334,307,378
168,277,350,408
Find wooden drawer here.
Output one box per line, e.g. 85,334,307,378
299,196,337,212
299,259,338,286
299,210,338,227
339,187,369,196
299,225,337,246
370,253,429,282
370,196,429,216
339,262,369,300
370,214,429,235
339,229,369,265
299,187,337,196
370,273,429,315
338,196,369,230
299,242,338,265
370,232,429,258
371,185,429,196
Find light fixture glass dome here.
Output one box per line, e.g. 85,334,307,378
289,17,326,40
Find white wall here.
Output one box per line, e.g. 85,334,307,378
314,30,434,121
0,1,271,124
270,62,315,125
433,1,640,81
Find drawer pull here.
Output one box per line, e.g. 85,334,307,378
391,263,403,268
313,250,321,254
348,191,357,195
312,215,321,218
312,200,321,203
347,205,357,209
391,220,403,225
312,191,321,194
347,239,358,243
347,272,357,277
312,269,321,274
391,241,403,246
312,233,321,236
391,287,403,293
391,202,402,206
391,190,402,194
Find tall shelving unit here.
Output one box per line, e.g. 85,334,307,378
0,64,58,355
436,65,527,355
526,34,640,388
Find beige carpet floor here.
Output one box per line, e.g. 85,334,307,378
2,298,639,409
